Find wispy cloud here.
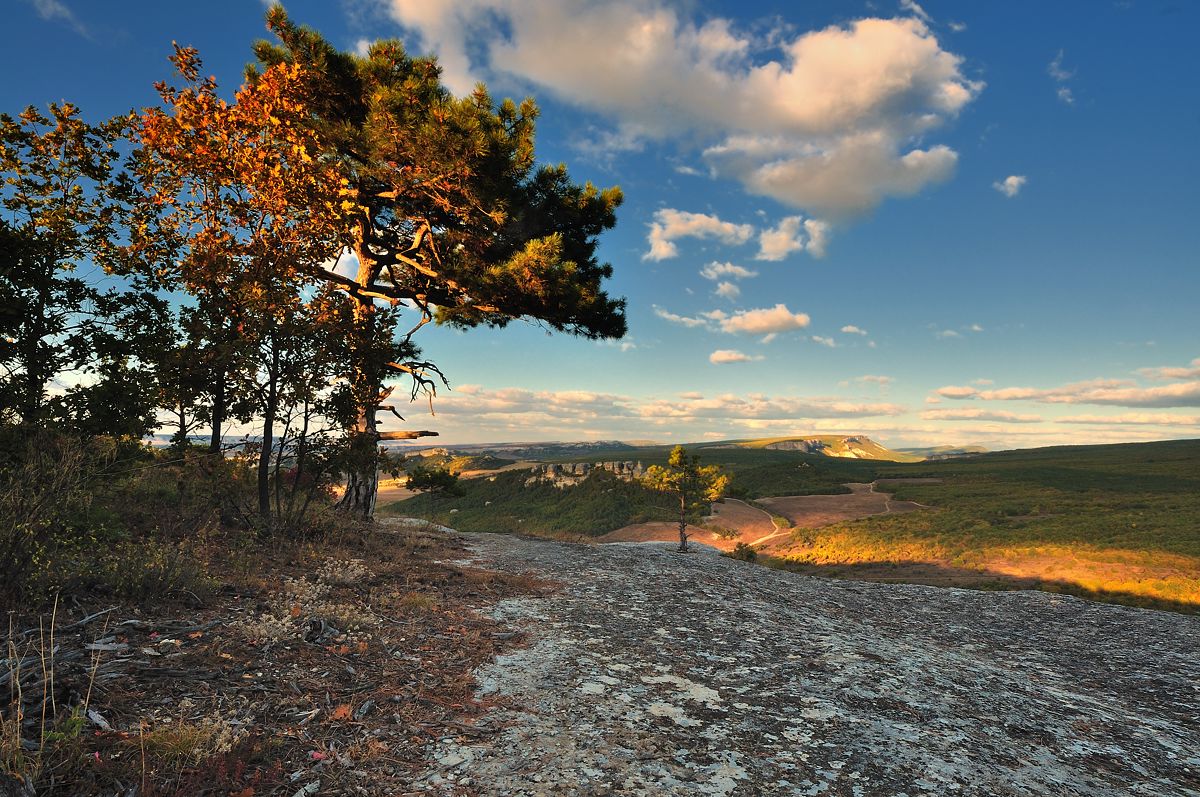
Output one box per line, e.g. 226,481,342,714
899,0,932,24
641,392,905,421
709,349,763,364
921,408,1044,423
1059,413,1200,427
26,0,89,38
653,305,709,328
936,374,1200,408
811,335,837,347
393,384,907,443
1138,357,1200,381
654,303,812,337
1048,49,1076,105
841,324,868,335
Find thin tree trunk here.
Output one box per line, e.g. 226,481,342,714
287,396,311,518
209,371,225,455
257,335,280,526
678,495,689,552
273,422,288,524
22,287,48,424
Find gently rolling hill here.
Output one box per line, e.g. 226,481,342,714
706,435,923,462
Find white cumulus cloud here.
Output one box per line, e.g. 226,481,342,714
644,208,754,261
755,215,831,260
714,281,740,300
384,2,982,218
716,304,812,335
993,175,1027,198
699,261,758,280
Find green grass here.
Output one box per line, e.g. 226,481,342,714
403,452,516,473
382,468,695,537
774,439,1200,610
866,439,1200,558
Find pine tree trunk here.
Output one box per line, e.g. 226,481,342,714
337,445,378,518
336,234,382,518
678,495,689,552
337,378,379,518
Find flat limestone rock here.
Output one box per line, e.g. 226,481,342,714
417,532,1200,796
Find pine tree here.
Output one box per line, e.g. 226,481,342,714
642,447,730,552
248,9,627,517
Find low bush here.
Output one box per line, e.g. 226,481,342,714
724,542,758,562
709,525,742,540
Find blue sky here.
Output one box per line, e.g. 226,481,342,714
6,0,1199,449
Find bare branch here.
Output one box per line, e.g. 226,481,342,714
377,404,405,420
378,430,438,440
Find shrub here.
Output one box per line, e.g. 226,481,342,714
724,542,758,562
0,430,102,608
99,539,216,606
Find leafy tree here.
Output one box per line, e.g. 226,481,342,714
249,8,627,517
642,446,730,552
129,45,355,525
405,465,462,499
0,104,161,436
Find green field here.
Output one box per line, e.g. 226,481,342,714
384,438,1200,612
384,444,883,534
387,468,693,537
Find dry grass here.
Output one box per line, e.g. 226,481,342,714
1,521,550,795
771,529,1200,611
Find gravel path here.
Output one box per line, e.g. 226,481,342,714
416,533,1200,796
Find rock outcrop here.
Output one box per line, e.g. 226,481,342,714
416,533,1200,796
527,461,647,488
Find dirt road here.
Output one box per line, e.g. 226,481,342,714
597,483,921,553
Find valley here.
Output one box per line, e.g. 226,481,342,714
385,436,1200,613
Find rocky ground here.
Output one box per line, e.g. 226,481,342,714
415,532,1200,797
